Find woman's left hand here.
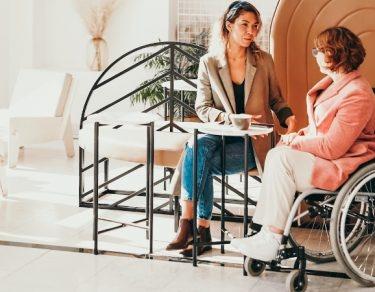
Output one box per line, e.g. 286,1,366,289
280,132,298,145
285,115,297,134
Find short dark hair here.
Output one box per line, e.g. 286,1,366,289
314,27,366,73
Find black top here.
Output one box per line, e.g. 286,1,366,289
232,80,294,127
233,81,245,114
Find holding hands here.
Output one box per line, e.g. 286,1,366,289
280,132,299,145
279,115,300,145
285,115,297,134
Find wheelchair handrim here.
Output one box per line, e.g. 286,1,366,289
339,171,375,282
289,196,336,262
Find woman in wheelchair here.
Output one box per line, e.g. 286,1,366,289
231,26,375,262
166,1,296,256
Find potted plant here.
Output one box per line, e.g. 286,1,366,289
131,33,208,119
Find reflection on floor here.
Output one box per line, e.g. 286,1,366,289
0,141,372,291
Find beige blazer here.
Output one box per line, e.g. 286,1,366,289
170,48,293,196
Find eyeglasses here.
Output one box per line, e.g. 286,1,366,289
312,47,320,57
312,48,319,57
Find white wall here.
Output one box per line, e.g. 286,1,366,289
0,0,175,102
31,0,175,135
33,0,174,70
9,1,34,102
0,0,34,107
33,0,86,70
0,0,10,107
1,0,176,133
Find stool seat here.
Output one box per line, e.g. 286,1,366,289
79,124,191,168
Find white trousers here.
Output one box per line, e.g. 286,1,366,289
252,146,316,230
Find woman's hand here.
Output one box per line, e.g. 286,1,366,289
280,132,298,145
249,114,262,125
250,114,267,139
248,115,265,139
285,115,297,134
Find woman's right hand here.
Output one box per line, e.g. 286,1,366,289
250,114,263,124
280,132,299,145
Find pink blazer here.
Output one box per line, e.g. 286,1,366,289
291,71,375,191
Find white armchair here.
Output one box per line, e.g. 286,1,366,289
0,69,74,168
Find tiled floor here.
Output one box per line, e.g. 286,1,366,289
0,141,373,291
0,244,371,292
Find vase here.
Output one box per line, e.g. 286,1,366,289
87,37,108,71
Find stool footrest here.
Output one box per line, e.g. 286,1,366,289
195,240,231,247
98,217,149,233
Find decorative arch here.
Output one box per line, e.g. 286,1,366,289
270,0,375,128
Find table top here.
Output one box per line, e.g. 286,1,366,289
86,113,273,137
161,79,197,91
173,121,273,137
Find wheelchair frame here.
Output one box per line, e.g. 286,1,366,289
244,162,375,291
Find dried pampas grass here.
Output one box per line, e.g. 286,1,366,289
75,0,119,38
74,0,120,70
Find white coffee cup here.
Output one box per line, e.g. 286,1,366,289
231,114,252,130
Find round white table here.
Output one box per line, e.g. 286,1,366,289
190,122,274,269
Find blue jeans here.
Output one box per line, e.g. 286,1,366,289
181,134,256,220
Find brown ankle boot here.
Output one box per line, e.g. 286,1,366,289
180,225,212,257
166,219,194,250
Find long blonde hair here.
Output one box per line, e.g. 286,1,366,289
209,1,262,62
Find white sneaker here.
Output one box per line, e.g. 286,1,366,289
231,228,281,262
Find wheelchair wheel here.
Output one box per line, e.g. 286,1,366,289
289,195,337,263
330,163,375,287
285,270,308,292
244,257,266,276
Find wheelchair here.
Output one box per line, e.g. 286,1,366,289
243,161,375,292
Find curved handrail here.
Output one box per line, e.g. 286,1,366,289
79,41,206,129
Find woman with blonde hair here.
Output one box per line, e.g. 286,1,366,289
232,26,375,262
166,1,296,256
